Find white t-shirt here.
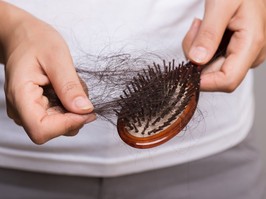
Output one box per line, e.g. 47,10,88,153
0,0,254,177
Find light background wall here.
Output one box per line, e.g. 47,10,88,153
254,62,266,197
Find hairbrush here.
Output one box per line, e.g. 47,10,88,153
42,29,232,149
116,29,233,148
116,61,200,148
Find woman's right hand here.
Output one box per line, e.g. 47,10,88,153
0,1,96,144
182,0,266,92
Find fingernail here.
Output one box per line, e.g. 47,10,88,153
189,46,209,63
74,96,93,110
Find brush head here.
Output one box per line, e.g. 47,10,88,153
116,60,201,148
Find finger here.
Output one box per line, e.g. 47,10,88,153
182,18,202,58
252,46,266,67
38,35,93,114
28,112,96,144
188,0,240,64
64,129,80,137
5,100,22,125
200,30,259,92
17,82,96,144
5,76,50,126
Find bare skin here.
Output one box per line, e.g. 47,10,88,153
183,0,266,92
0,1,96,144
0,0,266,144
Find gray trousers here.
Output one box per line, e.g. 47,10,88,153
0,127,265,199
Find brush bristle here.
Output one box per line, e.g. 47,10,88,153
116,60,200,139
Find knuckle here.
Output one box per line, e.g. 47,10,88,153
26,125,50,145
6,107,14,119
13,119,22,126
253,33,265,48
253,55,266,67
5,86,14,104
223,86,236,93
64,129,80,137
5,98,20,121
43,37,67,57
50,42,64,53
63,115,84,135
64,123,75,134
255,32,265,45
199,29,218,46
222,77,238,93
29,132,47,145
64,116,79,134
211,72,239,93
60,81,80,95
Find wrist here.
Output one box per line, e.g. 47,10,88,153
0,1,43,62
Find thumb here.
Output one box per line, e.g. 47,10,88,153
41,43,93,114
188,0,238,64
57,73,93,114
182,18,202,59
52,69,93,114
